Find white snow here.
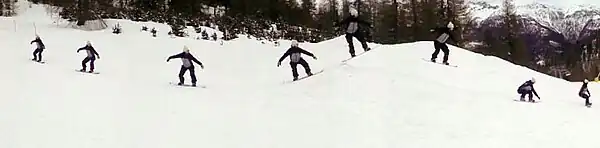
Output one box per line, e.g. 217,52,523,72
4,1,600,148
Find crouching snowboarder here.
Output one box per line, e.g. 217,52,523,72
30,35,45,62
167,45,204,87
77,41,100,73
277,40,317,81
517,78,541,102
430,22,457,65
579,79,592,107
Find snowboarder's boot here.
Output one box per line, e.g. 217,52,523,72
528,99,535,103
443,62,449,65
307,72,313,76
351,54,356,57
79,69,86,72
430,58,436,63
88,70,94,73
192,83,196,87
520,97,525,102
365,48,371,51
293,77,298,81
177,82,183,86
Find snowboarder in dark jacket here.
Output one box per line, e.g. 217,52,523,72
30,35,45,62
277,40,317,81
579,79,592,107
167,45,204,86
77,41,100,73
335,8,372,57
430,22,457,65
517,78,541,102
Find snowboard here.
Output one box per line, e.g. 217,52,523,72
31,59,45,64
421,58,457,67
513,99,539,103
75,70,100,74
341,45,381,63
284,69,324,83
169,82,206,88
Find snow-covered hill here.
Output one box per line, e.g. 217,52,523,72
5,1,600,148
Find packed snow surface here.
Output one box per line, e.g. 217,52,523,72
3,1,600,148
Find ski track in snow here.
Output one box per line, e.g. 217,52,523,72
3,1,600,148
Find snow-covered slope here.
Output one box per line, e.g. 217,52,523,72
5,1,600,148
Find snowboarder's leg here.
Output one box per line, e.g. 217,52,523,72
189,67,197,86
431,42,442,62
441,43,450,64
519,93,526,101
354,33,370,51
89,58,96,72
32,49,39,61
178,66,187,85
299,59,312,76
37,49,44,62
527,92,534,102
290,62,299,80
345,34,355,57
81,57,91,71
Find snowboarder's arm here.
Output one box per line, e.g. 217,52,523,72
532,87,540,98
76,46,86,52
358,18,371,26
91,47,100,57
278,49,291,63
191,56,203,66
299,48,315,58
167,52,184,60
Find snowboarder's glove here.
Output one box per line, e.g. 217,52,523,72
313,56,317,60
200,65,204,69
166,58,170,62
277,61,281,67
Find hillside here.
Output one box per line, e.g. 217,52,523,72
3,1,600,148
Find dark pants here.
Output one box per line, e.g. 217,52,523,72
580,93,591,105
33,48,43,61
345,33,369,56
290,59,311,78
518,89,534,101
178,65,197,84
432,41,449,63
81,57,96,71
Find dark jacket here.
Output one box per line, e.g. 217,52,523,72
31,38,45,49
168,52,203,68
579,83,590,98
336,16,371,34
518,80,540,97
431,27,456,44
77,45,100,58
278,47,315,63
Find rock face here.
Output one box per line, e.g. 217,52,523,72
469,1,600,63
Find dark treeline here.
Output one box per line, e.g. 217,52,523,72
7,0,600,81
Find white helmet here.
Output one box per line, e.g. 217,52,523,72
35,34,40,39
530,77,536,83
183,45,190,53
584,79,589,83
291,40,299,47
86,40,91,46
447,22,455,30
350,8,358,17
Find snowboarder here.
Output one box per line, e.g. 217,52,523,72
335,8,372,57
277,40,317,81
579,79,592,107
30,35,45,62
77,41,100,73
166,45,204,87
430,22,457,65
517,78,541,102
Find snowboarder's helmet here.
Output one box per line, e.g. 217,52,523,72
35,34,40,39
86,41,91,46
447,22,455,30
530,77,536,83
350,8,358,17
291,40,299,47
584,79,589,83
183,45,190,53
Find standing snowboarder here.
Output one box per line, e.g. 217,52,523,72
335,8,372,57
30,35,45,62
277,40,317,81
579,79,592,107
430,22,457,65
517,78,541,102
77,41,100,73
167,45,204,87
